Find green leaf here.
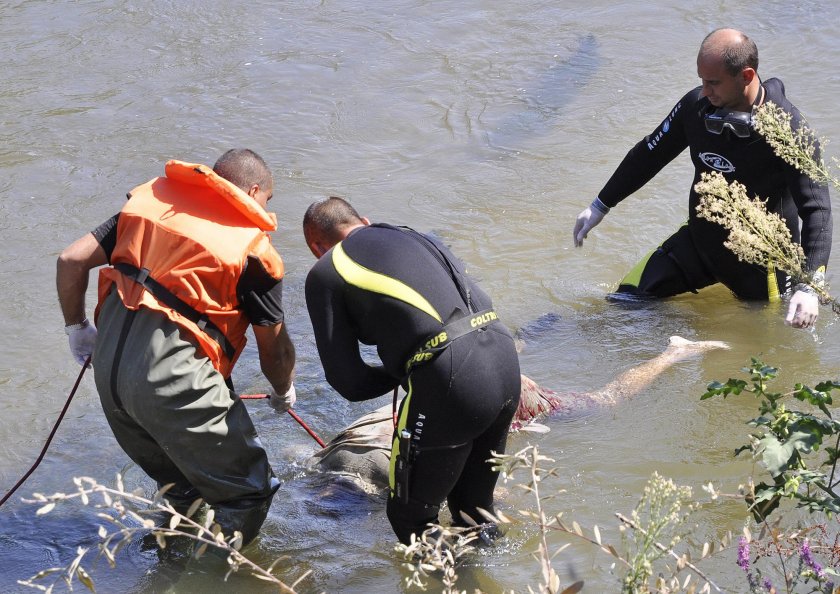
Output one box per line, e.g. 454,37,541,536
815,380,840,392
701,379,748,400
758,433,806,477
747,483,782,521
793,384,834,415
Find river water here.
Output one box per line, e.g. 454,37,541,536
1,1,838,592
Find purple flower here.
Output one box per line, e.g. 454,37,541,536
737,536,751,572
763,578,773,591
800,538,825,579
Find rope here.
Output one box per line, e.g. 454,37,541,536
0,370,327,509
240,393,327,448
0,356,90,507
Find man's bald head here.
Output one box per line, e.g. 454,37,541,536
699,28,758,75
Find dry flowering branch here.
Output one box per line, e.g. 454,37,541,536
17,475,305,593
694,171,839,314
395,525,478,593
753,101,840,189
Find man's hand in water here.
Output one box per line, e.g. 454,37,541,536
270,383,297,412
786,289,819,329
573,198,609,247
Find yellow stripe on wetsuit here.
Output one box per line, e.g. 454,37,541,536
388,376,414,494
331,242,443,322
766,263,780,302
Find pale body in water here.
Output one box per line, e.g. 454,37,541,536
309,335,729,491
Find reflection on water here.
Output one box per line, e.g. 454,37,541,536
1,1,838,592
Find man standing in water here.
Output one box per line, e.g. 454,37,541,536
303,197,521,545
56,149,296,546
572,28,832,329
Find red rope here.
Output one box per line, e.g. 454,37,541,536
0,367,327,509
0,356,90,507
241,393,326,448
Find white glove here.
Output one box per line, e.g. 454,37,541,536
67,320,97,367
269,383,296,413
786,288,819,329
573,198,609,247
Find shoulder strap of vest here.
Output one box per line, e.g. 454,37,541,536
113,262,237,361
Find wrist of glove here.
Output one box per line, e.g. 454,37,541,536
269,383,297,413
67,319,97,367
573,198,608,247
590,197,611,215
794,269,828,303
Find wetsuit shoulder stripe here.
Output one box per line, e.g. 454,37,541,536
331,243,442,323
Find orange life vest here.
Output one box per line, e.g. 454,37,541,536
96,160,284,377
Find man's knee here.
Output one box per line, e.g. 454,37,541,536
616,248,695,298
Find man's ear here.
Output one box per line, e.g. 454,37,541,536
361,216,371,226
741,67,756,85
308,240,328,259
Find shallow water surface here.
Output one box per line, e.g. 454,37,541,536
1,1,838,592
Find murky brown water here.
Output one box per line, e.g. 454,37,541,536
1,1,838,592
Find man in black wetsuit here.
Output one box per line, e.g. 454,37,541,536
303,197,521,545
573,28,832,329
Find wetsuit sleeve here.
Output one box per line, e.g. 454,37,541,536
598,91,693,208
788,169,833,271
305,260,398,402
237,255,285,326
91,213,119,262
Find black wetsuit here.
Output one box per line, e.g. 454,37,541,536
599,77,832,299
305,224,521,544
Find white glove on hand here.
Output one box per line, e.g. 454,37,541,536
269,383,297,413
68,322,97,367
786,289,819,329
573,198,609,247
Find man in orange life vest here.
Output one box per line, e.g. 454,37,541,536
56,149,296,546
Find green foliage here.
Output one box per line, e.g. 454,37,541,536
702,359,840,519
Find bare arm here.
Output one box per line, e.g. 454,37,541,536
57,232,108,325
253,322,296,395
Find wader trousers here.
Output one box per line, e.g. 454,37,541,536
93,290,279,545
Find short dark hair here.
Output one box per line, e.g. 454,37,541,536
303,196,364,243
213,148,273,192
